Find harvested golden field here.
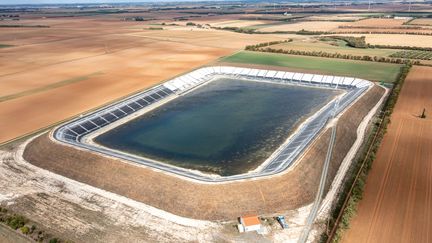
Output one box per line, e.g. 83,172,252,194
334,34,432,48
302,14,365,21
338,3,432,12
349,18,407,27
410,18,432,26
259,21,342,32
0,17,285,143
334,18,432,34
123,28,288,48
342,66,432,243
334,28,432,34
175,19,273,28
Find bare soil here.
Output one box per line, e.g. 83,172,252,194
342,66,432,243
334,28,432,34
0,145,224,243
23,85,384,221
349,18,407,27
410,18,432,26
0,16,285,144
0,225,31,243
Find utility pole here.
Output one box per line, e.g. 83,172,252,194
420,108,426,119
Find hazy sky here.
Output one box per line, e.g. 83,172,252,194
0,0,190,5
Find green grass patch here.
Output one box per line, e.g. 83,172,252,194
248,21,289,30
0,44,13,48
0,24,49,28
147,27,163,30
222,51,402,83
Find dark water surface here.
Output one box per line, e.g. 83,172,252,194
95,78,340,176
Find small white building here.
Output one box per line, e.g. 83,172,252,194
238,215,261,233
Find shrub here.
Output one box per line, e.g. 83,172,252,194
30,224,36,233
20,226,29,234
49,238,59,243
330,36,368,48
6,214,26,230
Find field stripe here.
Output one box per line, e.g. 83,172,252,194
365,119,404,242
400,121,421,242
0,71,102,103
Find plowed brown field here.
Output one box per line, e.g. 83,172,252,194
0,17,285,144
342,66,432,243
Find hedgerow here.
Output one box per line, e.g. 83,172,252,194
326,64,411,243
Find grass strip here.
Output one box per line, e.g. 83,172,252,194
0,72,103,103
0,44,13,48
222,51,402,82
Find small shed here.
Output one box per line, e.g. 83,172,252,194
238,215,261,232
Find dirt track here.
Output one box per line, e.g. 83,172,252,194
342,66,432,243
23,85,383,220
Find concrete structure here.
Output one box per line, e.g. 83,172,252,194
53,66,372,182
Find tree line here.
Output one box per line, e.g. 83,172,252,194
245,39,292,51
322,36,368,48
245,46,420,65
215,26,432,36
338,25,423,30
327,64,412,242
323,36,432,52
371,44,432,52
0,206,70,243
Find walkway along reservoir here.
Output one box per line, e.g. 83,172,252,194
53,66,371,182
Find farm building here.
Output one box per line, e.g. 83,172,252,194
238,215,261,232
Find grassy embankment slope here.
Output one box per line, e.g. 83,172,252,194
222,51,402,83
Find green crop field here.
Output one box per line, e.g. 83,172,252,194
222,51,402,82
